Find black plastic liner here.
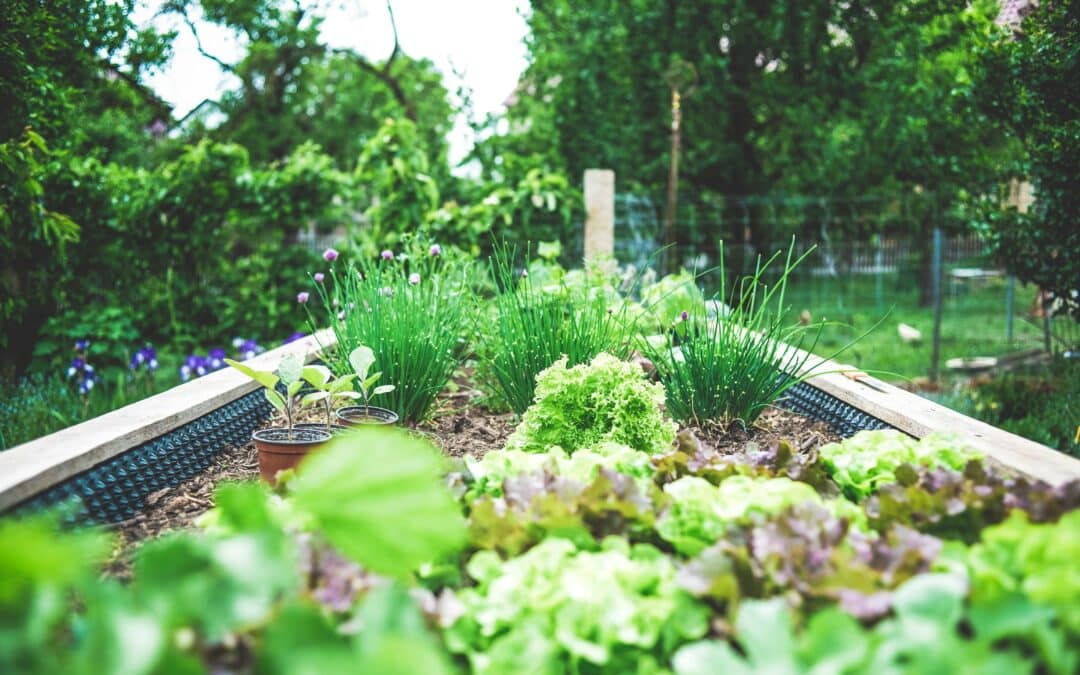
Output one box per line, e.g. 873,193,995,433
9,389,272,525
7,381,895,526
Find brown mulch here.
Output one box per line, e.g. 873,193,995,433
105,381,837,573
687,407,840,455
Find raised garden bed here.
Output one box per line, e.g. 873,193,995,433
4,252,1080,674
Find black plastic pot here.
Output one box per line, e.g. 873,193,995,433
334,405,399,427
294,422,352,436
252,427,332,484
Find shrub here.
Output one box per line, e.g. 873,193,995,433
307,237,474,423
507,352,676,455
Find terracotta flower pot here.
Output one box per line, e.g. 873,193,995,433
252,427,332,484
334,405,399,427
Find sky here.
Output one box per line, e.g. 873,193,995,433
133,0,531,169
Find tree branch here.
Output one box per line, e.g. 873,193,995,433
383,0,400,73
180,11,236,73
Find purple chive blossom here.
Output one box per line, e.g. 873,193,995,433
323,248,339,262
521,269,528,279
337,310,346,321
429,244,442,256
314,272,325,283
381,249,394,261
332,298,339,308
680,310,689,322
297,291,310,304
409,273,421,285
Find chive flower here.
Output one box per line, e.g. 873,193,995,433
680,310,689,322
297,291,310,304
314,272,325,283
323,248,339,262
429,244,441,256
409,273,421,285
381,249,394,261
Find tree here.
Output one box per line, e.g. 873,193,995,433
170,0,455,173
976,0,1080,320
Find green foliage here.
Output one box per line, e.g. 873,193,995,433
444,537,708,673
640,270,706,331
0,427,464,674
484,248,638,414
819,430,982,501
225,354,304,431
309,240,474,422
355,118,440,249
465,443,654,498
673,571,1075,675
507,353,677,455
976,1,1080,320
966,510,1080,638
943,359,1080,456
641,244,831,427
657,475,860,556
290,427,467,578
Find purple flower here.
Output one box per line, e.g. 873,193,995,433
429,244,442,256
680,310,689,322
130,345,159,372
314,272,325,283
283,332,306,345
237,339,262,360
409,273,421,285
297,291,310,304
521,269,528,279
381,249,394,261
332,298,339,307
208,348,226,371
337,310,346,321
323,248,339,262
74,339,90,352
67,358,85,378
78,378,95,395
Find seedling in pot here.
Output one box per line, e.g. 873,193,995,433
226,354,306,439
348,345,395,416
299,364,359,432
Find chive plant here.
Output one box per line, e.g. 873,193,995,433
484,247,638,415
305,243,474,423
641,241,837,428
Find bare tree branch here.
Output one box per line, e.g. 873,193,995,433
180,11,236,73
383,0,400,73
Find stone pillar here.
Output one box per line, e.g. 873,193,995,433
583,169,615,261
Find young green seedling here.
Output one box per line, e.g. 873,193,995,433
226,354,305,439
348,345,395,416
299,364,359,431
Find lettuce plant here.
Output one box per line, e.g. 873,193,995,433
465,442,654,497
444,537,708,673
507,352,677,455
657,475,862,556
819,430,981,500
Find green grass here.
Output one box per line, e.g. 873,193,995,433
776,270,1058,382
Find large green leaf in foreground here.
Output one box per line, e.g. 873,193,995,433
289,427,466,578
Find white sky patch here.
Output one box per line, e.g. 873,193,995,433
133,0,530,170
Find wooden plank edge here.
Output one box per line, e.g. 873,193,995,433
788,346,1080,486
0,329,339,512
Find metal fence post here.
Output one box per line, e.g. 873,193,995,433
930,227,944,382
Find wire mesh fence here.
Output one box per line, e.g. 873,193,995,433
612,192,1077,381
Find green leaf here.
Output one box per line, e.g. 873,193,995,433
289,427,466,577
287,380,304,398
302,365,332,389
673,640,752,675
362,372,382,392
329,374,357,393
349,346,376,381
265,389,287,413
302,391,330,407
372,384,395,396
225,358,279,390
277,354,303,386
